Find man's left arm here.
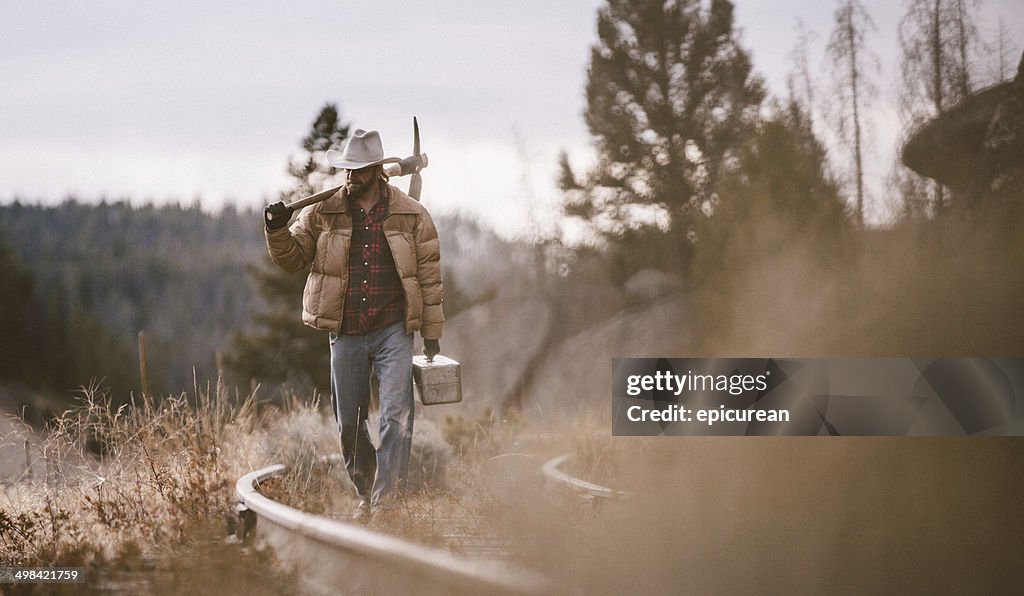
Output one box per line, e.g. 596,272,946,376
415,206,444,341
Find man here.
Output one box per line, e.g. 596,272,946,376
263,128,443,520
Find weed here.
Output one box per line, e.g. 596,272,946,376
0,382,327,587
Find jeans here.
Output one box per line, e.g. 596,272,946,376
329,321,414,506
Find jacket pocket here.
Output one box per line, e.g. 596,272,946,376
318,229,351,276
386,231,416,277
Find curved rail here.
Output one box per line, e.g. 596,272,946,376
236,463,552,596
541,453,631,501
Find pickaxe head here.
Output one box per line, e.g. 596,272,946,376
400,117,426,200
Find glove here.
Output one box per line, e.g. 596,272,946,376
264,201,293,231
423,339,440,361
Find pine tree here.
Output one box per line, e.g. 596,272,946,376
703,99,850,260
224,104,349,396
566,0,764,268
0,241,45,384
691,98,852,340
286,104,350,198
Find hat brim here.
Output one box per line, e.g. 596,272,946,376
326,150,401,170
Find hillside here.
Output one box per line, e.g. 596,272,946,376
0,200,265,400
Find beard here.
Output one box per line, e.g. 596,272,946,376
345,170,378,200
346,179,369,197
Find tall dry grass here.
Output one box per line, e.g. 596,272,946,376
0,381,336,588
257,406,519,552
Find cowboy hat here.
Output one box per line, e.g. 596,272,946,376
326,129,401,170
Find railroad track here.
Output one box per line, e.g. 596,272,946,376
235,462,552,596
541,452,631,501
234,451,623,595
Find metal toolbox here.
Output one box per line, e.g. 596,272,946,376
412,354,462,405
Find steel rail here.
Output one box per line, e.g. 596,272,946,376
541,453,631,501
236,463,552,596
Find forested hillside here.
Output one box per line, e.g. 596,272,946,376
0,200,265,402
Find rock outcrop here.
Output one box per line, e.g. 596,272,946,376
902,52,1024,198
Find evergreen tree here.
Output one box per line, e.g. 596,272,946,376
224,104,349,396
706,100,850,254
565,0,764,270
0,243,139,402
287,104,351,198
692,99,852,337
0,240,45,384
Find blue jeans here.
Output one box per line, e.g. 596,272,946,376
329,322,414,506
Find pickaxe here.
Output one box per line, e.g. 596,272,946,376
267,117,428,222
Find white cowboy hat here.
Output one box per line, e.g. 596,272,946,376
326,129,401,170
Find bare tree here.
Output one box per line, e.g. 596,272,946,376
789,19,819,133
826,0,878,227
897,0,982,215
988,18,1018,84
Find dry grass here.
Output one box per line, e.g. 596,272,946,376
258,411,506,553
441,406,524,463
360,414,526,554
0,381,337,591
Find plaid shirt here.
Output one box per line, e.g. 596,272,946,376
340,188,406,335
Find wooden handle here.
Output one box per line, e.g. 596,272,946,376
269,153,429,219
283,184,343,212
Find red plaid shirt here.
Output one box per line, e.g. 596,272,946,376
340,188,406,335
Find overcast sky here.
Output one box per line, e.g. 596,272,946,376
2,1,1021,234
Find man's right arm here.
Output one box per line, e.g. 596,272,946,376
264,203,317,273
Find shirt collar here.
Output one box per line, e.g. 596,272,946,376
347,188,389,218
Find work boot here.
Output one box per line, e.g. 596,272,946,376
351,499,371,523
